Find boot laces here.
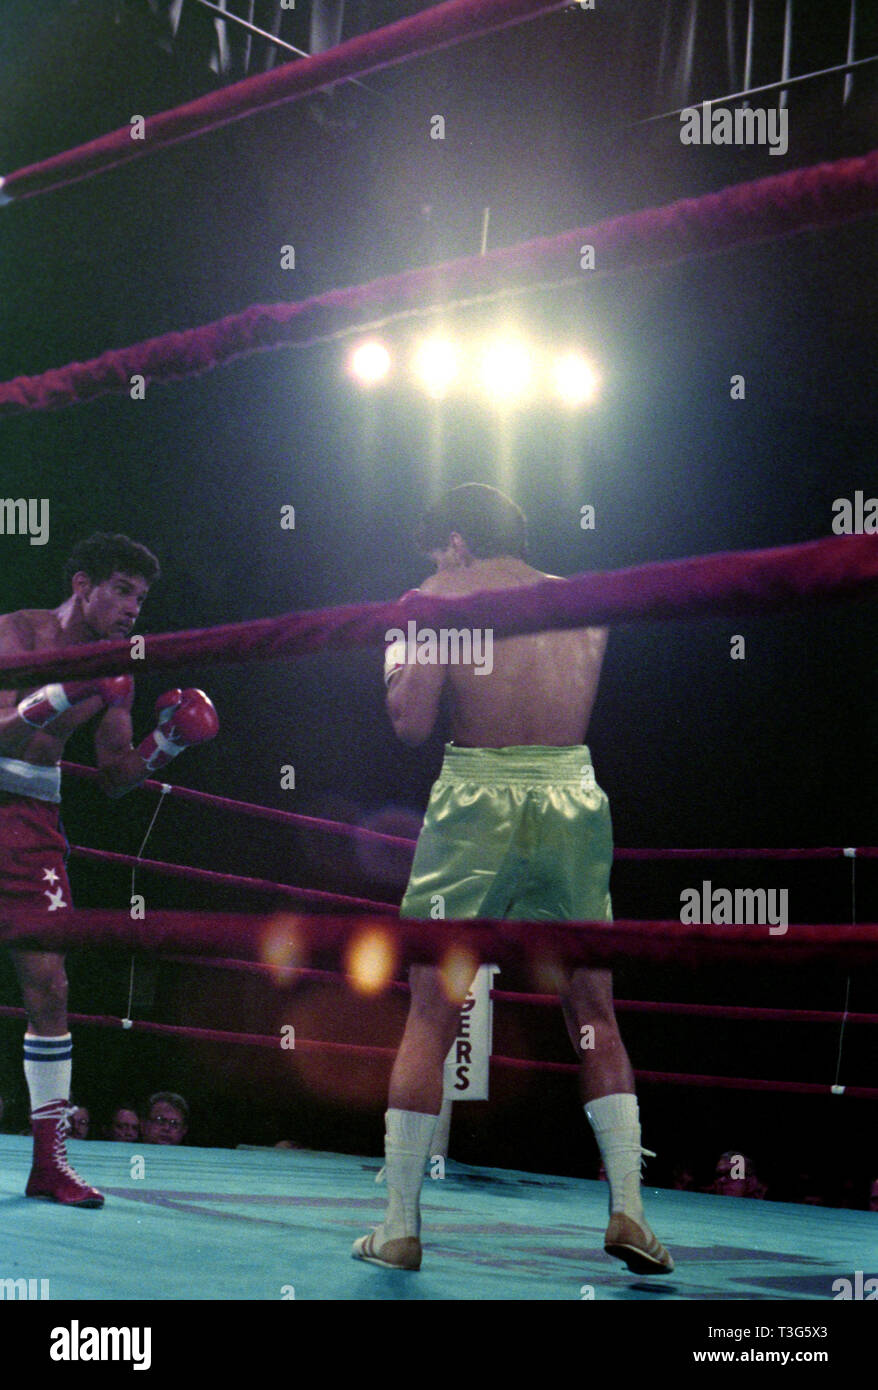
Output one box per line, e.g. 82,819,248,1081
48,1103,81,1179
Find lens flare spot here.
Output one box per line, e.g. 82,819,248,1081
260,915,307,983
345,925,398,995
532,953,567,997
438,944,479,1005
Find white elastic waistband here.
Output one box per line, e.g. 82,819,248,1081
0,756,61,803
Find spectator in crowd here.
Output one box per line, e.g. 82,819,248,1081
670,1161,697,1192
142,1092,189,1145
69,1105,90,1140
107,1104,140,1143
709,1150,767,1199
791,1170,826,1206
868,1177,878,1213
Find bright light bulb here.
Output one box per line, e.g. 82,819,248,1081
479,339,533,402
553,353,599,406
411,337,459,398
349,340,391,386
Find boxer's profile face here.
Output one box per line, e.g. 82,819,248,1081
74,570,150,639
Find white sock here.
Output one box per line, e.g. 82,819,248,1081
585,1093,646,1224
23,1034,72,1112
379,1108,436,1241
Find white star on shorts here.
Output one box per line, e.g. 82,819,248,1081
42,867,60,885
44,886,67,911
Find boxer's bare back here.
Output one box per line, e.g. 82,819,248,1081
388,555,608,748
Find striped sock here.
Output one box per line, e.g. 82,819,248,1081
23,1033,73,1112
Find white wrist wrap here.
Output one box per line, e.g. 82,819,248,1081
17,684,71,726
383,639,407,686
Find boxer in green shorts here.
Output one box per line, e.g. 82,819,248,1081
399,744,613,926
353,484,673,1276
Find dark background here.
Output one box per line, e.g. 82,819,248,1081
0,1,876,1203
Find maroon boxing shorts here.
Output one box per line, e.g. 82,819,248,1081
0,793,72,915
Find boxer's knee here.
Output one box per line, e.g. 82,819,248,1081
14,954,68,1029
407,965,464,1048
565,967,617,1025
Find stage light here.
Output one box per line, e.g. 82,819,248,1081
553,352,599,406
349,339,391,386
411,336,459,398
479,338,533,403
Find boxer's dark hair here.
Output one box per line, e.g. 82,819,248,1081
415,484,527,560
64,533,160,589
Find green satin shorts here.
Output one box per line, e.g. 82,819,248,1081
399,745,613,923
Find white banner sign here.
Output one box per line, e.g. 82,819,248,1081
442,964,499,1101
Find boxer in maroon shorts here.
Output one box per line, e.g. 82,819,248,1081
0,533,218,1207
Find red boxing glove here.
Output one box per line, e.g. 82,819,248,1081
136,688,219,772
18,675,133,728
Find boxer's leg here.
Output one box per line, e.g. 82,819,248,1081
516,749,673,1274
3,798,104,1209
354,749,519,1269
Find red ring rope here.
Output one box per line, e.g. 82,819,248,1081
0,0,567,205
156,955,878,1026
56,762,878,860
0,1005,872,1099
0,909,876,967
2,151,877,414
61,760,415,849
1,534,876,690
69,844,398,914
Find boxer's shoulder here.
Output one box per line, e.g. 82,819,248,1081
0,609,60,651
418,571,458,597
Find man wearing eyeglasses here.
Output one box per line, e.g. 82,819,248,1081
141,1092,189,1145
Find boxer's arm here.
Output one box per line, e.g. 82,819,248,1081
93,690,148,797
0,615,40,755
386,660,445,746
384,578,446,746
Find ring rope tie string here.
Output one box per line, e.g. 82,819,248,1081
124,780,172,1027
831,848,857,1094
